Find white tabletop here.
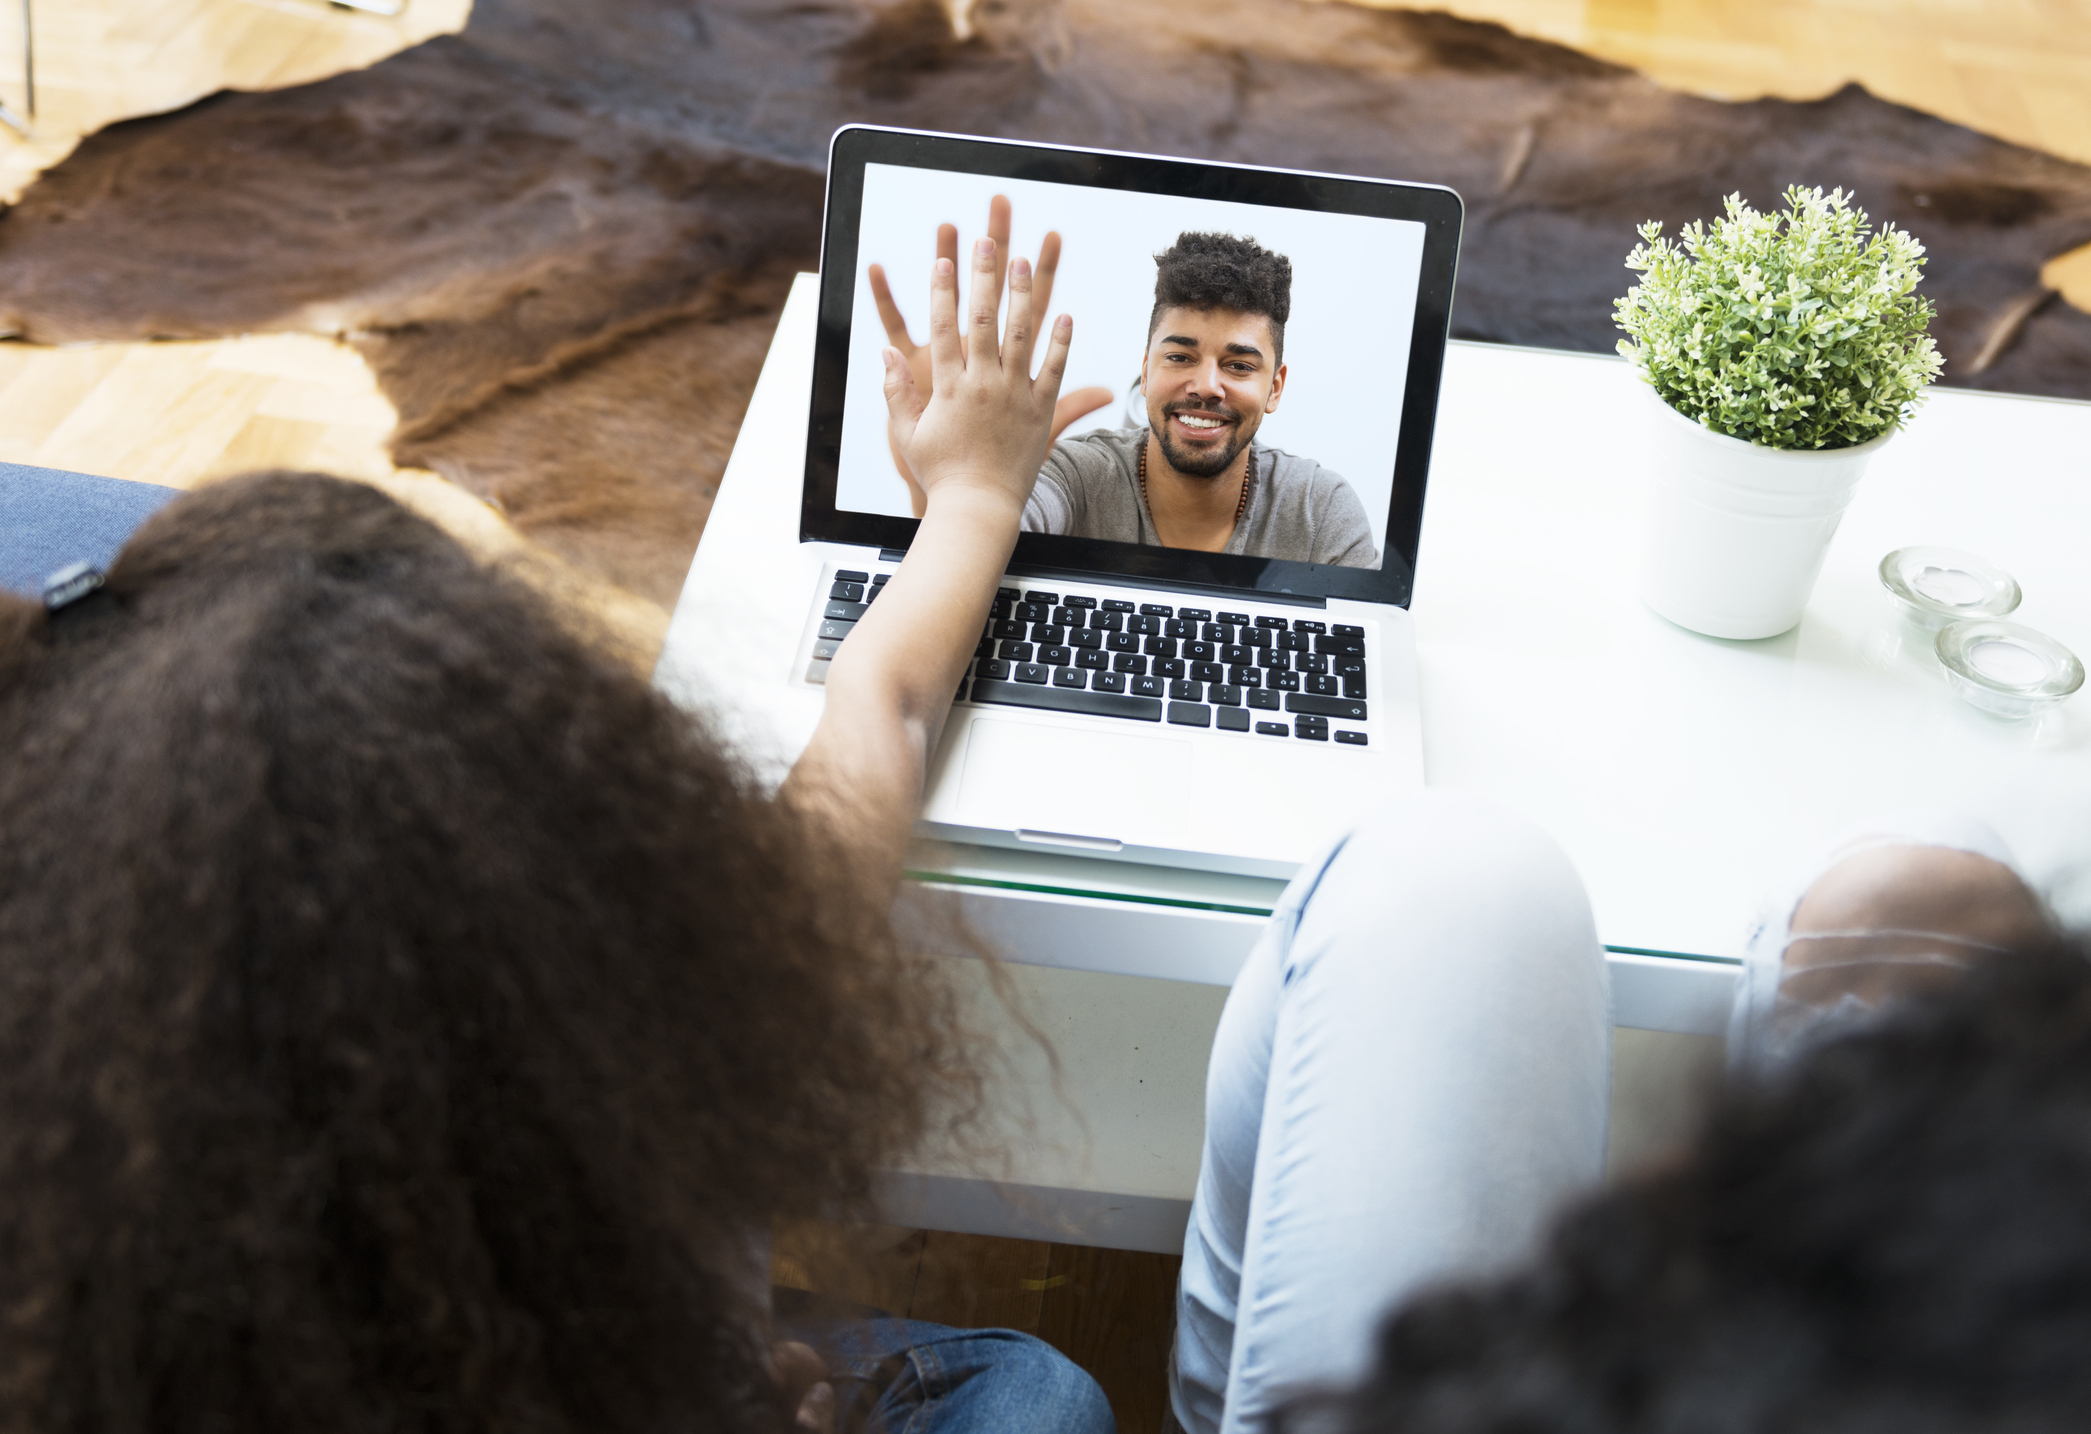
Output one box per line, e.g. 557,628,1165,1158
659,273,2091,982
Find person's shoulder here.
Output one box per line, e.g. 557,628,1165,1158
1255,445,1363,510
1046,426,1142,480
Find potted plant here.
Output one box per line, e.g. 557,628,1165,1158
1616,186,1944,640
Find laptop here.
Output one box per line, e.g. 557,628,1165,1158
801,125,1462,879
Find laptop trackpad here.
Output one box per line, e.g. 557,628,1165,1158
958,717,1191,848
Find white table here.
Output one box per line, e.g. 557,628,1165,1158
657,273,2091,1249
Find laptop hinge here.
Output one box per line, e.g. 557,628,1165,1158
875,550,1329,609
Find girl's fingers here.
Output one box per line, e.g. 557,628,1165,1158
881,347,924,428
968,237,1002,363
1034,313,1073,400
934,223,959,272
1002,255,1037,374
925,256,964,388
985,194,1013,327
867,264,914,352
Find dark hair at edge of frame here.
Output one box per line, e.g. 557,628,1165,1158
1284,934,2091,1434
1147,231,1293,366
0,472,985,1434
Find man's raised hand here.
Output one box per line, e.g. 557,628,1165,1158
882,236,1071,516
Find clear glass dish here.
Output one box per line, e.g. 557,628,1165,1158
1879,546,2022,630
1935,620,2084,719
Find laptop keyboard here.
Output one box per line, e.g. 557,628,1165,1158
810,569,1372,746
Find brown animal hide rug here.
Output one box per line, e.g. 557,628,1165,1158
3,0,2088,606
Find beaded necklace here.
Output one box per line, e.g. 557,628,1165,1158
1138,437,1253,538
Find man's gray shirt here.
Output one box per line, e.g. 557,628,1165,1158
1021,426,1379,568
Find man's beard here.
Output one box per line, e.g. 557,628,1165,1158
1152,400,1253,478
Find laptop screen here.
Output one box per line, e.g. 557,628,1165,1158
807,127,1463,608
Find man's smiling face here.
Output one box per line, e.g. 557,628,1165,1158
1141,306,1288,479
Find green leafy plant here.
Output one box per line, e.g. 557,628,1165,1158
1615,186,1943,450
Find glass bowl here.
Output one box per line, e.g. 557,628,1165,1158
1879,547,2022,630
1935,620,2084,719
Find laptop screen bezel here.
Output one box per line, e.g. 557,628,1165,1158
804,124,1464,608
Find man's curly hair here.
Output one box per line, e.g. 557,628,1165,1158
1316,938,2091,1434
1149,231,1293,364
0,473,977,1434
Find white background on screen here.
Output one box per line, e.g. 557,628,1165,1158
837,163,1429,565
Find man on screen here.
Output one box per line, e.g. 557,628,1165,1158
1027,232,1379,568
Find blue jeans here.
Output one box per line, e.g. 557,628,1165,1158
781,1308,1114,1434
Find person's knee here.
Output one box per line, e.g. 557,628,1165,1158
1318,791,1589,938
951,1330,1115,1434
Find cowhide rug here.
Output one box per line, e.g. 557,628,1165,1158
2,0,2087,606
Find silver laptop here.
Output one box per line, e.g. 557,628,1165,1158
799,126,1463,879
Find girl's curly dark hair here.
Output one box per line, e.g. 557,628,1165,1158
1316,937,2091,1434
0,472,975,1434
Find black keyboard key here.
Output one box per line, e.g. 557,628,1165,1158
994,618,1028,640
1221,644,1252,664
1140,603,1174,617
1032,623,1065,645
1076,649,1108,670
1288,693,1368,720
1217,706,1252,731
1344,676,1368,699
1130,614,1161,636
972,679,1162,722
871,573,891,587
825,600,867,622
1144,636,1178,658
1112,654,1148,675
1219,611,1251,625
1296,653,1330,676
1295,721,1329,741
1260,648,1289,670
1335,730,1368,746
1208,684,1242,707
1052,607,1080,627
1334,656,1366,678
990,600,1013,622
1191,661,1226,684
1185,641,1216,662
1169,679,1204,701
1131,675,1166,698
1107,632,1139,653
1293,619,1327,634
1316,635,1365,657
1255,616,1289,629
1094,669,1127,693
1102,600,1135,612
1164,618,1196,639
1016,663,1050,685
1201,622,1231,642
1015,601,1050,623
861,586,881,605
1053,666,1087,688
1168,702,1213,727
1306,674,1341,697
819,619,855,641
1278,631,1307,651
1071,628,1102,650
1231,666,1262,687
834,569,869,584
999,640,1034,662
829,581,864,602
1245,627,1272,648
812,638,844,661
1248,688,1282,711
978,659,1011,681
1333,624,1364,637
1270,671,1301,691
1177,607,1212,623
1065,595,1097,610
1153,658,1186,678
1040,646,1071,666
996,587,1022,602
1256,720,1289,736
1091,611,1123,633
1026,591,1060,606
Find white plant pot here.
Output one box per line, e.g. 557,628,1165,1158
1638,382,1894,640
